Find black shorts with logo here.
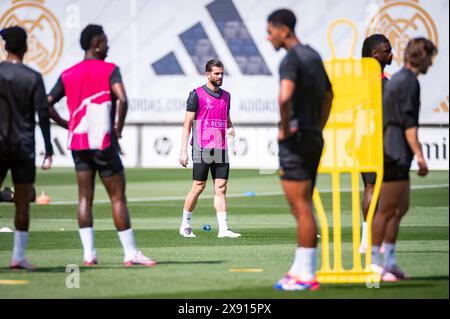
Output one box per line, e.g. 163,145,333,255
278,131,323,186
192,148,229,181
0,158,36,184
72,143,124,178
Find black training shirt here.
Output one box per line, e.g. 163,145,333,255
0,61,53,160
382,67,421,166
383,68,420,129
279,43,332,133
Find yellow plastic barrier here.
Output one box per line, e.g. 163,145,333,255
314,19,383,284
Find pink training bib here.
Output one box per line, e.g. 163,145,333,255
193,86,230,150
61,59,116,151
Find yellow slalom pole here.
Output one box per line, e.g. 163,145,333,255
313,188,331,272
351,170,363,271
332,171,343,272
365,171,382,270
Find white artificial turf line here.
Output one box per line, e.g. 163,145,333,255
49,184,449,205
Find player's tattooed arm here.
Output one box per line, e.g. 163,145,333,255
47,95,69,129
47,76,69,129
278,79,295,141
111,82,128,139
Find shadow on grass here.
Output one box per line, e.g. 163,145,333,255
0,266,75,273
402,275,449,281
153,260,224,265
0,260,225,273
0,266,122,273
401,251,449,254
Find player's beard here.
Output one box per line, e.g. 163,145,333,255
211,79,222,87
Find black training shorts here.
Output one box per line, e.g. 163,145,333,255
278,131,323,186
71,144,124,178
192,148,229,181
362,172,377,185
0,158,36,184
383,162,410,182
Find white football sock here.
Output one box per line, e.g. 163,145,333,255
79,227,96,261
216,212,228,232
181,210,193,228
289,247,317,281
361,222,368,247
12,230,29,262
118,228,138,262
372,245,382,266
383,243,396,268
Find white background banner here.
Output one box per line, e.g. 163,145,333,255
35,125,139,168
1,0,448,125
139,126,279,170
36,126,448,170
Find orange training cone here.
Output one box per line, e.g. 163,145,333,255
36,191,51,205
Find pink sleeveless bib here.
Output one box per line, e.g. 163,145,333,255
193,86,230,150
61,60,116,151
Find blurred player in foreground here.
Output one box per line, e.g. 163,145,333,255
0,26,53,270
178,59,241,239
371,38,437,281
47,24,156,267
360,34,393,254
267,9,333,291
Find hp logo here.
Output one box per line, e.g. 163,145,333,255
154,137,172,156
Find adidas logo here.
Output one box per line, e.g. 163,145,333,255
151,0,271,76
433,96,449,113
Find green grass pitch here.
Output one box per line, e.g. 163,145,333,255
0,168,448,299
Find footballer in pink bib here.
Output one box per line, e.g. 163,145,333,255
178,59,241,239
193,86,230,151
48,24,157,267
61,59,116,151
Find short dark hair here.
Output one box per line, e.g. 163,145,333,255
362,34,390,57
267,9,296,32
404,37,438,68
0,26,27,55
80,24,104,51
205,59,224,72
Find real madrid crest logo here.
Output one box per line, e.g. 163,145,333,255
366,0,438,67
0,0,63,75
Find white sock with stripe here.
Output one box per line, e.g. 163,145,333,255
182,210,193,228
383,243,396,269
12,230,29,262
288,247,317,281
118,228,138,262
79,227,96,262
217,212,228,232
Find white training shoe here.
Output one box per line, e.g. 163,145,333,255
381,271,399,282
124,251,157,267
179,226,197,238
370,264,383,275
218,229,241,238
10,259,37,271
384,264,411,280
